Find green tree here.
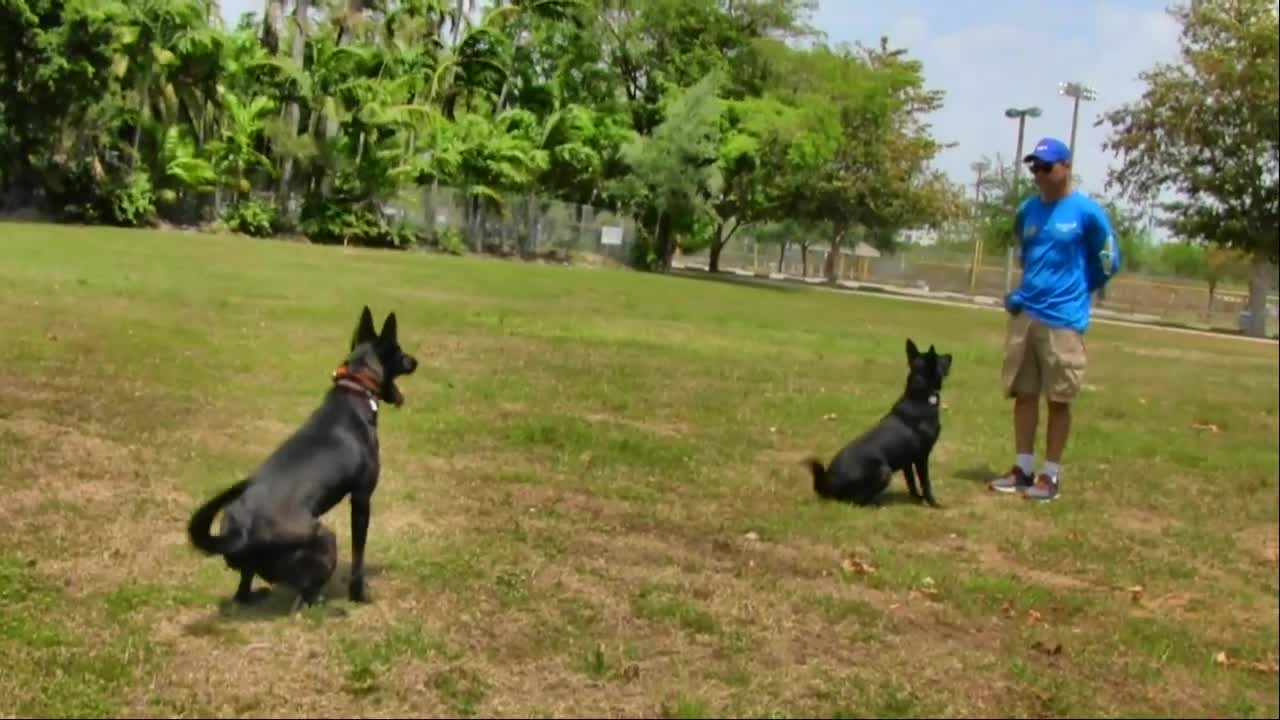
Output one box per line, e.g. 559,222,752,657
0,0,973,270
703,95,799,272
612,70,725,271
1204,245,1252,314
1099,0,1279,337
766,38,956,282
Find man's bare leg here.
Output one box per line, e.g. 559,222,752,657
1025,400,1070,501
1045,401,1071,465
1016,394,1039,456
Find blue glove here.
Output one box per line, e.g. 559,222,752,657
1004,292,1024,316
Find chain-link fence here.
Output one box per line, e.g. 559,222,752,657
197,185,639,266
688,234,1279,334
197,187,1275,335
381,185,638,266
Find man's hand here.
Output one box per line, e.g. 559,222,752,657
1004,292,1024,316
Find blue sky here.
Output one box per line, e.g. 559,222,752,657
218,0,1182,208
809,0,1183,204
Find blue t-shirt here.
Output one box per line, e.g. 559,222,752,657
1009,191,1120,333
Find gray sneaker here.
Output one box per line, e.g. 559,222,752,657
990,465,1033,494
1023,474,1060,502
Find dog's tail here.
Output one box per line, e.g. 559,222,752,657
804,456,833,498
187,479,251,556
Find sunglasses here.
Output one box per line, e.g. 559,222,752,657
1028,161,1055,175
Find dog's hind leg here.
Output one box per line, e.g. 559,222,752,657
853,464,894,506
233,569,272,605
903,464,922,500
306,524,339,605
287,523,339,612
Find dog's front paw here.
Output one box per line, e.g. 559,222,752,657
348,578,372,603
290,592,324,614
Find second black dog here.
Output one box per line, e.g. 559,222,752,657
186,306,418,611
806,339,952,507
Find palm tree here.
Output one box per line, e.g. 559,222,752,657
206,86,278,207
111,0,218,167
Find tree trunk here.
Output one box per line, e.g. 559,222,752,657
321,0,363,194
426,180,439,238
708,222,724,273
660,221,677,271
261,0,285,55
708,218,740,274
824,222,847,283
1244,254,1272,338
776,240,787,273
650,211,676,272
2,157,33,210
132,80,149,166
452,0,468,48
650,209,662,270
524,192,536,257
276,0,309,211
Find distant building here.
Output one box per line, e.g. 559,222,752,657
895,227,940,247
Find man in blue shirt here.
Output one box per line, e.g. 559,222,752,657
990,137,1120,502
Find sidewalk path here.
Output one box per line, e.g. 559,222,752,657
671,264,1278,346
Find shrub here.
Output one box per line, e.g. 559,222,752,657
223,199,279,237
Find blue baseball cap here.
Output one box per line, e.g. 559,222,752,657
1024,137,1072,164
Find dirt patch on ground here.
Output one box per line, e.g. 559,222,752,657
189,417,300,461
968,542,1096,593
576,410,691,440
540,520,1037,718
134,606,361,718
0,411,201,598
0,414,149,523
1233,525,1280,569
484,400,691,442
1113,509,1175,537
492,482,638,524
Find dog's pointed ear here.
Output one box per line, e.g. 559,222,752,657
906,339,920,361
939,353,953,378
351,306,377,349
379,312,398,345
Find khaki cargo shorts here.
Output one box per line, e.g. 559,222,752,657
1001,312,1087,403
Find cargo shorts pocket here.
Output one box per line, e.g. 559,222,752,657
1045,328,1087,402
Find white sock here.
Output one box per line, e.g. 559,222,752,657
1016,454,1034,475
1043,462,1061,480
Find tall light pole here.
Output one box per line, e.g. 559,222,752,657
968,159,991,293
1004,106,1041,294
1058,81,1098,163
1059,82,1099,297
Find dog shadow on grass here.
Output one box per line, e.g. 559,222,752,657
873,492,938,508
812,491,942,509
183,562,389,633
954,465,1001,484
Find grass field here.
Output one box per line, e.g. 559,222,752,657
1,221,1277,719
